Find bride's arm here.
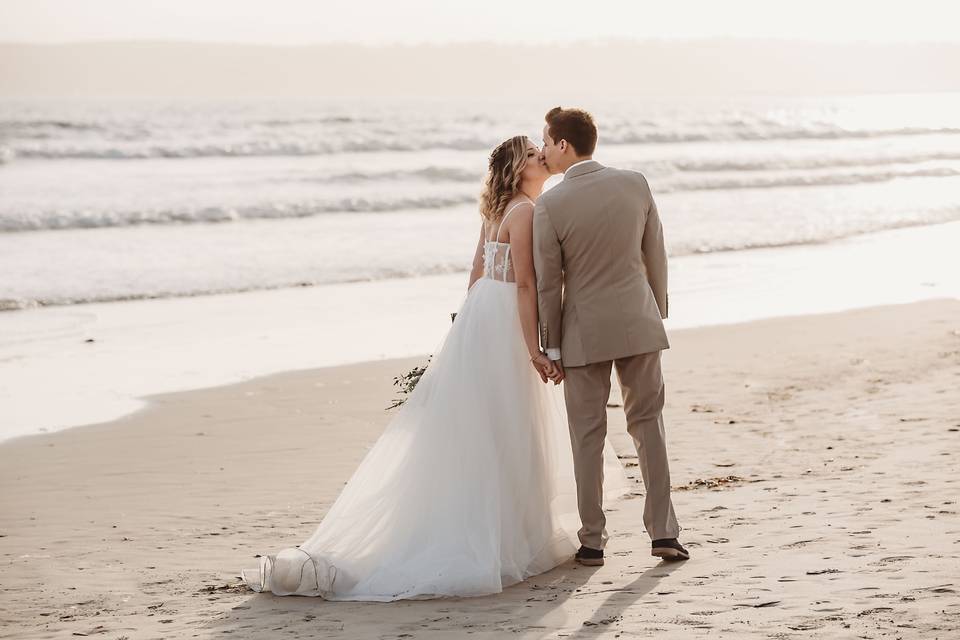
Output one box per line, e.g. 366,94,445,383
468,222,486,290
509,205,545,359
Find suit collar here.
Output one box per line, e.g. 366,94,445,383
563,159,604,180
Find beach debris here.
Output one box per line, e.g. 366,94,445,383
874,556,912,565
806,568,841,575
583,615,622,626
690,404,717,413
198,581,249,594
924,584,956,593
675,475,743,491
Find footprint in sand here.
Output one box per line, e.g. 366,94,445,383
869,555,913,565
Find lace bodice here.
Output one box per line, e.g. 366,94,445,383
483,241,514,282
482,199,532,283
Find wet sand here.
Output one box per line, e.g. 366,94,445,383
2,299,959,639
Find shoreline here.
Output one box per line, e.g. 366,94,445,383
3,213,958,312
1,299,958,638
2,296,960,452
1,219,958,443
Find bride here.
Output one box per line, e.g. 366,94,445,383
242,136,628,601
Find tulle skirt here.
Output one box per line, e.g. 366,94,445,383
242,277,629,600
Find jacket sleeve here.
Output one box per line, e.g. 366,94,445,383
640,176,668,319
533,198,564,356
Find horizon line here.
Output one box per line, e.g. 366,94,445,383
3,37,960,48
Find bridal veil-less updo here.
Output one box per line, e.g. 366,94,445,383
479,136,529,222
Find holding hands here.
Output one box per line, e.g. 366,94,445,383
531,352,564,385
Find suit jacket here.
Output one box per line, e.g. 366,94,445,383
533,160,669,367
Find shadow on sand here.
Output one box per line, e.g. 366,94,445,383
206,554,688,639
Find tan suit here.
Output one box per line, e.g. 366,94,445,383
534,160,679,548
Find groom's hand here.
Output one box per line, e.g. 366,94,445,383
548,359,565,385
530,353,555,384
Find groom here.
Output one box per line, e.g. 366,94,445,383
532,107,688,565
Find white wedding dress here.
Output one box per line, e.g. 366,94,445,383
242,201,629,601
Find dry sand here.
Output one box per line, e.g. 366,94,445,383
2,299,959,639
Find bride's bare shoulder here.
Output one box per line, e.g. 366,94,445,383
505,197,535,216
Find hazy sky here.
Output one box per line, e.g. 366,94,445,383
2,0,958,45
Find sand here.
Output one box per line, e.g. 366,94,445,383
2,299,959,639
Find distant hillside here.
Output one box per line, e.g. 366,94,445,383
2,39,959,99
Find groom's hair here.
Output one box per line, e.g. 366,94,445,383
545,107,597,156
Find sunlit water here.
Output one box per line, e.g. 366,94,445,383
1,93,959,440
1,93,959,308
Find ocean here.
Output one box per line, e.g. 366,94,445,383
2,93,960,440
2,93,960,310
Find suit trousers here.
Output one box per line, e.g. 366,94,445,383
562,350,680,549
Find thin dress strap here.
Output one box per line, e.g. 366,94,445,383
494,198,534,243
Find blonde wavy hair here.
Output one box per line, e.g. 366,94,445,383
479,135,529,222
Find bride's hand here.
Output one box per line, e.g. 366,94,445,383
530,352,558,383
530,353,549,382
